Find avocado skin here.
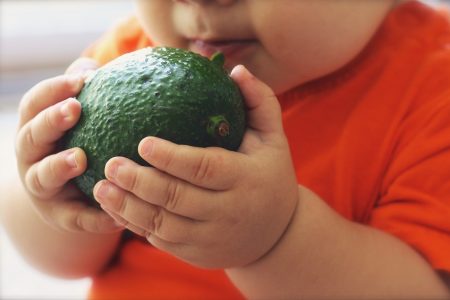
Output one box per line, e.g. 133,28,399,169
62,47,246,205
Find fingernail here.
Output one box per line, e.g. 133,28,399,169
106,162,119,179
140,138,154,157
60,99,73,118
230,65,241,77
96,182,110,199
66,151,78,168
230,64,247,78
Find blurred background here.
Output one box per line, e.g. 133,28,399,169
0,1,133,298
0,0,449,299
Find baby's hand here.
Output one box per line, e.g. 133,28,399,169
93,65,299,268
16,58,123,233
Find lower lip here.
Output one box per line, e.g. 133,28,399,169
190,39,255,62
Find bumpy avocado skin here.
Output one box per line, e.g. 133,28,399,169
63,47,246,205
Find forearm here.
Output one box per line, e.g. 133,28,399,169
0,177,122,279
226,185,449,299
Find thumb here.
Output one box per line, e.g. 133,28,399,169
65,57,99,76
230,65,283,136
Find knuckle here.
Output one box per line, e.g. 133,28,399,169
46,156,59,181
127,167,141,192
45,77,59,97
46,154,67,183
24,126,38,149
76,211,108,233
161,147,176,170
73,212,85,232
42,107,57,132
150,207,164,235
26,167,45,196
57,201,85,232
164,179,182,211
116,191,130,216
193,153,217,182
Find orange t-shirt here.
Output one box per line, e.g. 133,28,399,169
85,2,450,299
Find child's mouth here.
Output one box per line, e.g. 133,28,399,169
190,39,255,62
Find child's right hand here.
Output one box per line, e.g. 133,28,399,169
15,58,124,234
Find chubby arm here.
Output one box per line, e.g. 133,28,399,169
0,178,122,278
0,58,123,278
227,186,449,299
92,65,449,298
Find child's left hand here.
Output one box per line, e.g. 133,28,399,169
93,65,299,268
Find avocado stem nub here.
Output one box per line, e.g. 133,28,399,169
218,122,230,137
207,115,230,138
210,52,225,68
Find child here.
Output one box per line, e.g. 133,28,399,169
1,0,450,298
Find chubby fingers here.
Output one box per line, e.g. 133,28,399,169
23,148,122,234
230,65,283,139
95,157,218,220
43,194,124,234
138,137,244,190
18,74,85,127
16,98,81,165
94,180,201,243
25,148,86,198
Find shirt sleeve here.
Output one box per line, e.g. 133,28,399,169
369,90,450,273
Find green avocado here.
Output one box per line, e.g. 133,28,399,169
62,47,246,206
